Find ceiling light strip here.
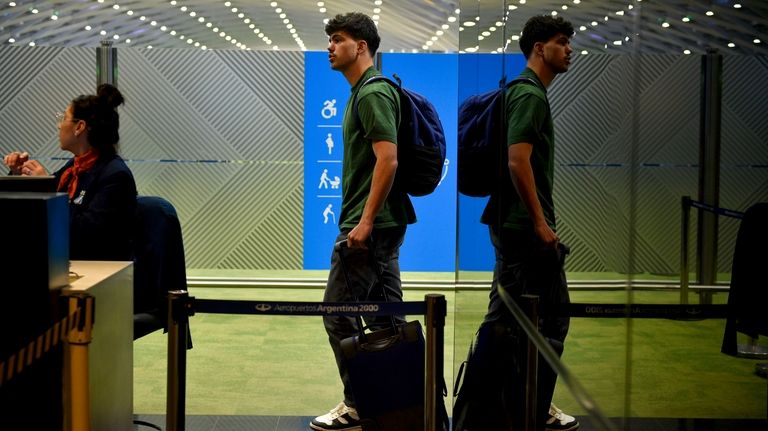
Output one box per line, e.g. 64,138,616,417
422,8,459,52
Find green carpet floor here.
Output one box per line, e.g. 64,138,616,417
133,286,766,421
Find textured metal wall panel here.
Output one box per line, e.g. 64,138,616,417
2,46,765,274
0,46,96,168
551,54,768,273
118,49,305,270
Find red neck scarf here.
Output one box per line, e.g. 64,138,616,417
58,148,100,199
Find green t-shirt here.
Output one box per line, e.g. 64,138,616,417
339,67,416,229
481,68,556,231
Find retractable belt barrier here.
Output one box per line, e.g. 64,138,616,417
163,293,447,431
680,196,744,305
194,298,426,316
566,303,728,319
684,197,744,220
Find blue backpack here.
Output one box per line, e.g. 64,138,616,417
354,74,446,197
457,78,537,197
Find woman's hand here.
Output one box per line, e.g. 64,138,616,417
20,159,47,176
3,151,29,175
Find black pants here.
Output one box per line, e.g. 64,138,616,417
478,226,571,430
322,226,407,408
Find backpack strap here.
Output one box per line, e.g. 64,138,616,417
352,74,401,131
505,76,539,89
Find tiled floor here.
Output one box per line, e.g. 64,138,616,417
134,415,768,431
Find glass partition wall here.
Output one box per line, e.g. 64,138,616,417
626,2,767,427
453,1,767,429
2,0,767,428
455,0,630,429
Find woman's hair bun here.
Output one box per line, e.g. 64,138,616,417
96,83,125,109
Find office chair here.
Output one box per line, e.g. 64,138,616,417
133,196,188,340
721,202,768,364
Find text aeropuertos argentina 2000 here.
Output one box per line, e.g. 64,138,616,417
255,303,381,314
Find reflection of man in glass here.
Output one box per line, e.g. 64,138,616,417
466,15,579,431
311,11,416,431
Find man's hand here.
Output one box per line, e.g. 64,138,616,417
347,220,373,249
534,221,559,250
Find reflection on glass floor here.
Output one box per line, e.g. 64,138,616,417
134,415,767,431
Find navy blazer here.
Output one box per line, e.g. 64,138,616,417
54,153,137,261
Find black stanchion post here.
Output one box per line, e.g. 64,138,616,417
680,196,691,304
166,290,190,431
697,49,722,305
424,294,446,431
521,294,539,431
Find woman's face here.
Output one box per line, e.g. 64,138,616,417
57,104,83,153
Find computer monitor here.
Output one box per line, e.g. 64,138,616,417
0,175,59,193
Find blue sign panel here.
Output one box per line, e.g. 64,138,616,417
304,51,350,270
457,53,527,271
303,51,458,272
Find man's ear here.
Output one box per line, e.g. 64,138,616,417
534,41,544,56
358,39,368,55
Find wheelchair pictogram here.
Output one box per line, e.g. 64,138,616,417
321,99,338,119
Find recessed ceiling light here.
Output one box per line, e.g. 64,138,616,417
706,11,714,16
754,39,762,44
728,42,735,48
683,49,691,54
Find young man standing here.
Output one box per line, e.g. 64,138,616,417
311,12,415,431
478,15,579,431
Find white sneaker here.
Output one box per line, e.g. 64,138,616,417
309,401,362,431
546,403,580,431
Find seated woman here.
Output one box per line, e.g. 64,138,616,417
3,84,137,261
